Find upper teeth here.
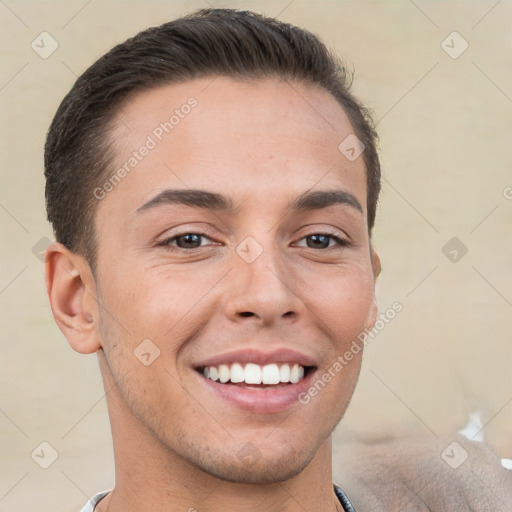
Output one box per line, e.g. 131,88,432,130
203,363,305,385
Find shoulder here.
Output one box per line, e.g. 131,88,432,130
334,433,512,511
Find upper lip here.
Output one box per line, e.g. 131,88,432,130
194,348,317,369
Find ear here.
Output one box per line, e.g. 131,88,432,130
371,247,381,281
366,246,381,330
44,242,101,354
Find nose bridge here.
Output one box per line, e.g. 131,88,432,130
225,234,302,324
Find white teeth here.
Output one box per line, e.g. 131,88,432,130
244,363,262,384
209,366,219,381
279,364,291,382
230,363,244,383
262,364,280,385
202,362,307,385
290,364,300,384
218,364,230,383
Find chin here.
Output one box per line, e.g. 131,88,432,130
169,433,321,485
198,450,314,484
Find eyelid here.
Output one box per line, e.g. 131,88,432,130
293,225,350,241
294,232,350,248
158,231,220,247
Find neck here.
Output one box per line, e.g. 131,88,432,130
97,354,341,512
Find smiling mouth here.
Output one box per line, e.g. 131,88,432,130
197,362,315,388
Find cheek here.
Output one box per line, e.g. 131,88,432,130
305,265,376,348
98,267,212,340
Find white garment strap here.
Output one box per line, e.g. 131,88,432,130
80,491,110,512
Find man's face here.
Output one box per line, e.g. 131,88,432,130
92,77,378,483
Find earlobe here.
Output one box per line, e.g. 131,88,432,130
45,242,101,354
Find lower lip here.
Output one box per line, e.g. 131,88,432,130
197,370,317,413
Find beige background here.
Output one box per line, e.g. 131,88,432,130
1,1,511,510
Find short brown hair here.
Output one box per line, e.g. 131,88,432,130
44,8,381,269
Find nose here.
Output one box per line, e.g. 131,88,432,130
222,242,304,327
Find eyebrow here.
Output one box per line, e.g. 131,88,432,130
291,189,363,213
136,188,363,214
136,189,234,213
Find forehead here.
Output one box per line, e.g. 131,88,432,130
103,77,367,213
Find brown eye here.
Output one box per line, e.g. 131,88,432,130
162,233,212,249
306,234,331,249
175,233,203,248
296,234,346,249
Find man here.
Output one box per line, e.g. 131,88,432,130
43,8,511,511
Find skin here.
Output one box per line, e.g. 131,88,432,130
45,77,381,511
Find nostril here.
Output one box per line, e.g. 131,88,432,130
239,311,255,317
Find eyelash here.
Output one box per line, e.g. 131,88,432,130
158,232,350,250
